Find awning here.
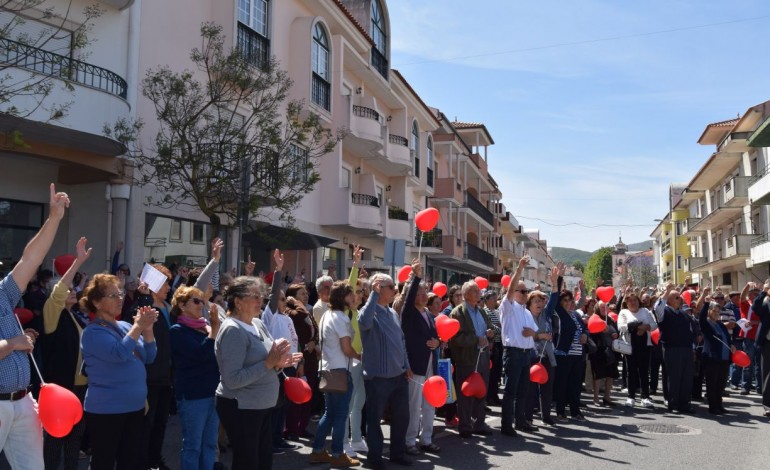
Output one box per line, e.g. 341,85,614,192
243,223,337,250
748,113,770,148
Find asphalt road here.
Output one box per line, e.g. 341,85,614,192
4,387,769,469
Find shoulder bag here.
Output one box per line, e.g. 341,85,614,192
612,338,632,355
318,311,349,394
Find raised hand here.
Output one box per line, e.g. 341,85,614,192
211,237,224,261
273,249,284,272
76,237,92,264
352,244,363,266
411,258,422,278
518,256,530,271
244,255,255,276
49,183,70,221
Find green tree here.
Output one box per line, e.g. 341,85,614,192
108,23,343,237
584,247,612,291
572,261,584,273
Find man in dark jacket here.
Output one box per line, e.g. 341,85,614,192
751,279,770,416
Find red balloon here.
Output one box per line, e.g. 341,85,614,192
530,363,549,384
596,286,615,303
54,254,77,277
587,314,606,334
732,350,751,368
38,383,82,438
284,377,312,404
650,328,661,345
681,290,693,305
461,371,486,399
441,300,450,311
474,277,489,290
415,208,440,232
501,275,511,288
13,308,34,325
422,376,447,408
432,282,447,298
435,315,460,341
397,265,412,283
609,312,618,323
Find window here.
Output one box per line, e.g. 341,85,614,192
170,219,182,241
341,167,351,188
191,223,205,243
289,144,309,183
426,137,434,187
237,0,270,69
376,186,383,207
311,23,331,110
0,199,43,273
370,0,388,78
676,255,682,270
410,121,420,178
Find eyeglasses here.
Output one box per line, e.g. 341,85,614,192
105,293,124,299
382,284,396,290
355,289,363,294
516,289,530,294
189,298,203,305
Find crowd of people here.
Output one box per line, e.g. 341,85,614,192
1,184,770,470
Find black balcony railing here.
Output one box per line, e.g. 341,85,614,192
414,155,420,178
389,134,408,146
237,22,270,70
371,47,388,79
427,167,434,188
416,228,443,248
352,193,380,207
353,105,379,121
752,233,769,248
466,243,494,267
0,37,127,98
311,73,330,111
465,192,494,225
388,207,409,221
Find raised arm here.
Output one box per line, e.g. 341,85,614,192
11,184,69,293
194,237,223,292
111,241,123,275
268,249,284,315
505,256,530,302
401,259,422,319
740,281,753,304
43,237,92,334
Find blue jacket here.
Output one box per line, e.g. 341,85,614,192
400,277,439,377
169,323,220,400
698,304,731,361
358,292,410,379
752,291,770,348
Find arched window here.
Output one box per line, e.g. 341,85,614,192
237,0,270,69
411,121,420,178
370,1,388,78
426,137,434,187
311,23,330,110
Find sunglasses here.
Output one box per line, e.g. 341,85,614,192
189,298,203,305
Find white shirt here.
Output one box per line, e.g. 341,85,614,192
313,300,329,324
500,298,537,349
269,313,299,354
319,310,353,371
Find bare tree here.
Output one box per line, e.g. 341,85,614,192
107,22,343,237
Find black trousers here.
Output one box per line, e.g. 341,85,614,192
627,346,651,399
86,409,144,470
663,346,694,412
526,360,553,421
141,384,172,468
554,355,583,416
488,343,504,402
703,358,730,412
216,397,272,470
649,344,663,393
43,385,86,470
761,345,770,409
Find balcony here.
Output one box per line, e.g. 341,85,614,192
433,177,463,204
661,238,671,254
237,22,269,70
697,234,753,272
464,192,495,227
371,47,388,79
749,163,770,206
722,176,750,207
682,217,703,235
311,73,330,111
751,234,770,265
688,201,742,233
724,234,751,258
371,133,410,175
466,243,495,269
468,152,488,177
415,228,443,253
348,193,381,234
385,207,410,241
684,257,707,272
718,131,751,153
662,271,672,283
347,104,384,158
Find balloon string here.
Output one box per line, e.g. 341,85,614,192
475,346,487,372
711,334,737,363
15,314,45,385
408,377,424,387
417,231,424,261
538,339,551,364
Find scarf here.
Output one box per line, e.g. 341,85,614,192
177,315,209,331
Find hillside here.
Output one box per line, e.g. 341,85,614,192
551,247,592,266
627,240,653,251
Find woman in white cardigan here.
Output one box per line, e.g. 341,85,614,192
618,288,658,409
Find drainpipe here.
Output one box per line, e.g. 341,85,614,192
124,0,142,268
105,185,113,272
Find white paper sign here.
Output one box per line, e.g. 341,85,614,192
737,318,751,334
140,263,167,294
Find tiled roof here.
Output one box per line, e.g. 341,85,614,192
453,121,484,128
706,118,739,128
332,0,375,46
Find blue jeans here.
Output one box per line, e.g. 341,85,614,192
312,370,353,456
501,347,531,429
741,339,757,390
177,397,218,470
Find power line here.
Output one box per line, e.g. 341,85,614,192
395,13,770,67
514,215,653,229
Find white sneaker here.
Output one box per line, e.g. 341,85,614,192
344,441,357,458
350,439,368,454
640,398,654,408
624,398,635,407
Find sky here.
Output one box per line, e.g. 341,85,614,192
386,0,770,252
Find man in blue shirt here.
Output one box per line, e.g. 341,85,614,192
0,184,70,469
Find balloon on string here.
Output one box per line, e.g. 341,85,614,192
596,286,615,303
609,312,618,323
415,208,440,232
397,265,412,283
681,290,693,305
474,277,489,290
530,363,548,384
587,315,606,334
461,371,486,399
501,275,511,288
650,328,661,345
435,315,460,341
422,376,447,408
14,308,34,325
54,254,76,277
284,377,312,404
38,383,82,438
432,282,447,298
732,350,751,368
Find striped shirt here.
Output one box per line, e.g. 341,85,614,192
485,307,502,344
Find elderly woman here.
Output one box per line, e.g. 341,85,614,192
80,274,158,469
41,237,91,470
169,285,221,470
285,283,319,441
588,302,619,407
697,288,735,415
618,288,657,409
553,265,588,422
526,265,559,426
309,281,361,467
215,276,297,470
